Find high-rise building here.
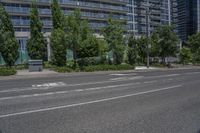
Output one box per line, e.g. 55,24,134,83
177,0,200,41
134,0,175,35
0,0,174,64
0,0,135,63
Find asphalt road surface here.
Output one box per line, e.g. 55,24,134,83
0,68,200,133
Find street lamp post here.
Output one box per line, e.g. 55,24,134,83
145,0,161,68
146,0,150,68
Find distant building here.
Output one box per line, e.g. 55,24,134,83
0,0,175,64
134,0,175,35
177,0,200,42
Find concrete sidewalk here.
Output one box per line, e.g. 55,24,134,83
16,69,57,76
135,66,158,70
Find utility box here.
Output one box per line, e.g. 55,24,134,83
29,60,43,72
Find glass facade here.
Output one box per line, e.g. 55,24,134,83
134,0,174,35
0,0,133,64
2,0,131,33
0,0,174,64
177,0,200,41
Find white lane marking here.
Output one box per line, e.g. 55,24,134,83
0,85,182,118
150,74,180,78
32,82,66,88
144,80,157,84
0,82,141,100
110,77,126,81
110,73,137,76
1,71,195,94
185,72,200,75
74,89,84,92
0,77,143,94
110,76,143,81
0,82,66,93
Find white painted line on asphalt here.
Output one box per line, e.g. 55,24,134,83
32,82,66,88
110,77,127,81
144,80,157,84
0,76,144,94
184,72,200,75
74,89,84,92
0,82,141,101
149,74,181,78
0,71,193,94
0,85,182,118
110,73,137,76
110,76,143,81
0,82,66,93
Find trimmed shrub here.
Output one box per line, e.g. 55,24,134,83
82,64,135,72
0,68,17,76
77,56,108,68
53,67,73,73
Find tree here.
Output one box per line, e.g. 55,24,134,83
0,4,19,66
78,35,100,58
127,33,137,65
188,32,200,64
50,0,67,66
179,47,192,65
65,9,82,68
51,0,64,29
27,2,47,60
102,18,125,64
152,25,179,64
50,29,67,66
150,32,160,57
137,35,147,64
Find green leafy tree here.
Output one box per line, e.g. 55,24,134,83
137,35,147,64
179,47,192,65
152,25,179,64
188,32,200,64
78,35,100,58
51,0,64,29
127,33,137,65
0,4,19,66
76,20,100,58
50,29,67,66
65,9,82,68
98,39,108,57
27,2,47,60
50,0,67,66
150,33,160,57
102,18,125,64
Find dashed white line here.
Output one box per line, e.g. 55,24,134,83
0,82,141,100
0,85,182,118
144,80,157,84
110,73,137,76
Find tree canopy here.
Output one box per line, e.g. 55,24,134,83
102,18,125,64
0,4,19,66
152,25,179,64
27,2,47,60
188,32,200,63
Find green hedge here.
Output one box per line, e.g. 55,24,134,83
0,68,17,76
54,64,135,73
82,64,135,72
77,56,107,67
53,67,74,73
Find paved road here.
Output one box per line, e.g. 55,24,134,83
0,68,200,133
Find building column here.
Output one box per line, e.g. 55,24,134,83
168,0,172,25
